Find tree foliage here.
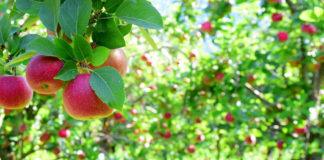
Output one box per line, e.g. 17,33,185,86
0,0,323,159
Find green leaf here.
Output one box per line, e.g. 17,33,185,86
90,67,125,110
72,34,92,61
16,0,43,15
139,27,157,50
20,34,39,49
39,0,60,33
299,9,318,22
92,0,103,10
54,38,75,61
92,17,126,49
4,52,37,68
7,36,20,54
104,0,124,13
21,15,39,30
116,0,163,29
0,14,11,45
54,61,78,81
118,24,132,36
26,37,58,56
314,7,324,19
58,0,92,38
91,46,110,67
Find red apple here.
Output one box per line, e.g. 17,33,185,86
195,118,202,123
225,113,235,123
52,147,61,155
63,74,114,120
163,131,172,139
195,134,205,142
78,152,85,159
201,22,213,32
215,72,225,81
149,85,158,91
58,129,70,138
247,74,255,83
40,133,50,143
130,108,137,115
26,55,64,94
165,66,171,72
189,52,197,59
277,140,284,150
308,63,321,71
114,113,123,120
272,13,283,22
187,145,195,153
146,60,153,67
277,32,288,42
301,24,316,35
164,112,172,119
120,119,127,123
141,54,148,61
19,124,27,132
90,49,128,76
0,75,33,109
294,126,307,134
245,135,256,145
319,45,323,50
318,56,324,63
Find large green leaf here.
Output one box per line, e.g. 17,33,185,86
7,36,20,54
104,0,124,13
0,14,11,45
20,34,40,49
58,0,92,38
118,24,132,36
139,27,157,50
39,0,60,33
4,52,37,68
54,61,78,81
54,38,75,61
92,17,126,49
26,37,58,57
91,46,110,67
299,9,318,22
72,34,92,61
90,67,125,110
16,0,43,15
92,0,103,10
21,15,39,30
116,0,163,29
314,7,324,19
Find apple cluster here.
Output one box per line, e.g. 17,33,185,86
0,48,127,120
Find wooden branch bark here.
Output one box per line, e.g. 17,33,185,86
244,83,276,108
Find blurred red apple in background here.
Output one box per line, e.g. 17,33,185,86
277,32,288,42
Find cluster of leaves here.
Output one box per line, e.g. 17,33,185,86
0,0,324,159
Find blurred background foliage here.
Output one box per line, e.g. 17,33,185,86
0,0,324,159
